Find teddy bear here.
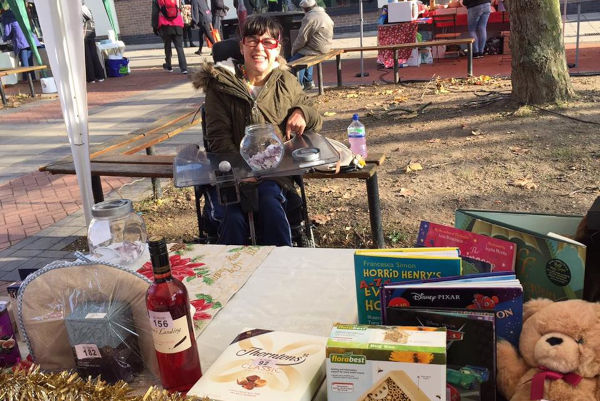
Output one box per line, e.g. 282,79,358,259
497,298,600,401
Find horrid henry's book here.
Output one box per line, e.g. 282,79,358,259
381,274,523,346
354,248,461,325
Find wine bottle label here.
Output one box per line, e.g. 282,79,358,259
148,310,192,354
74,344,101,359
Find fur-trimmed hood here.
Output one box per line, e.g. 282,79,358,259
191,56,289,92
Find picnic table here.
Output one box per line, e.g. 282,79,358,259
0,65,48,105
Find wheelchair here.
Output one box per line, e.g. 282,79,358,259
193,39,315,247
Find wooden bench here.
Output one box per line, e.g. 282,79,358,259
338,38,475,84
0,65,48,106
288,49,344,95
40,104,201,201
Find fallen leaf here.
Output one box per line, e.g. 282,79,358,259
509,176,538,190
397,188,415,197
509,146,531,155
346,93,359,98
323,111,337,117
345,226,352,231
471,130,483,136
312,214,332,225
427,138,441,143
405,162,423,173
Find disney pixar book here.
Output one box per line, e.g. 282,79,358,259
384,307,496,401
380,274,523,346
354,248,461,325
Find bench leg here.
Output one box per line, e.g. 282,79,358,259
27,75,35,97
336,54,342,87
146,146,162,199
193,185,207,243
366,172,384,248
317,63,324,95
393,49,399,84
0,83,6,106
468,42,473,76
91,175,104,204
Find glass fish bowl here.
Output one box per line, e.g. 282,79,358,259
240,124,284,172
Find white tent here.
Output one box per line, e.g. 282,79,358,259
34,0,94,224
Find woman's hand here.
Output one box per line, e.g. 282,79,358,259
285,108,307,140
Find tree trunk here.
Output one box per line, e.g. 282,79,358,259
508,0,574,104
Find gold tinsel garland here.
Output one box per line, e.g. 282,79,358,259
0,365,212,401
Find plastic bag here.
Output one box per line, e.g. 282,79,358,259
17,261,159,384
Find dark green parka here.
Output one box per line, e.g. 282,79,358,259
192,58,322,155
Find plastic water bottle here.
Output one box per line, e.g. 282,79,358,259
347,113,367,158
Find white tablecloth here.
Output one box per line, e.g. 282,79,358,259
196,246,357,401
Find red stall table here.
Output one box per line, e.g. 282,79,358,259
421,8,510,34
377,21,419,68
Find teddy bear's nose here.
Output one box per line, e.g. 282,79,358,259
546,337,563,346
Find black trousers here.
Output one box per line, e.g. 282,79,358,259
84,37,105,82
160,25,188,71
183,24,195,46
196,20,215,53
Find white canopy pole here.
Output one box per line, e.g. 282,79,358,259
34,0,94,225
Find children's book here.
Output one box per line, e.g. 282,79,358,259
455,209,586,301
354,248,462,325
384,307,496,401
416,221,517,274
381,275,523,346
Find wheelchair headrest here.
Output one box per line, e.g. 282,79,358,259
212,39,244,63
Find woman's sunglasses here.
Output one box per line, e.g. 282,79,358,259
242,36,280,50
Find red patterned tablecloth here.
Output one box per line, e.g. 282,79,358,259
377,22,419,68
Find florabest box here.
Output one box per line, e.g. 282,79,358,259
326,324,447,401
188,328,326,401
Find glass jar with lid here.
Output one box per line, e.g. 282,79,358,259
240,124,284,172
87,199,147,265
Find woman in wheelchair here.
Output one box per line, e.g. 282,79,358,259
192,14,322,246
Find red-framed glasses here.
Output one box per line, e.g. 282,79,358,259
242,36,280,50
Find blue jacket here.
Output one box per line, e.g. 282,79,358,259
1,11,40,54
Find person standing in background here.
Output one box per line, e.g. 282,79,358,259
182,0,196,47
82,3,106,83
210,0,228,38
191,0,215,55
233,0,247,31
461,0,491,58
0,8,41,82
289,0,334,90
152,0,188,73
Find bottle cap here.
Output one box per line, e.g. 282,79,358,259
352,113,359,121
91,199,133,219
148,237,170,275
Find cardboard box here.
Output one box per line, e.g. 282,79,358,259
455,209,586,301
189,329,326,401
326,324,447,401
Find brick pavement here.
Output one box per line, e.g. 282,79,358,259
0,172,132,251
1,66,193,123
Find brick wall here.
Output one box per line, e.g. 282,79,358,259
115,0,380,44
114,0,155,40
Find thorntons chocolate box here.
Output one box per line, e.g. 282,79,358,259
188,328,326,401
326,324,447,401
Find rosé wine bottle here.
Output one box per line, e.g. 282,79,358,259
146,237,202,393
